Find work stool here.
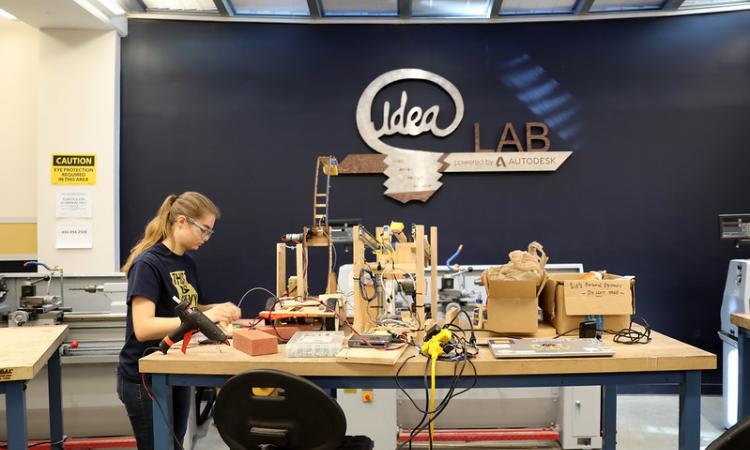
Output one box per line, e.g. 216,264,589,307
706,415,750,450
214,369,373,450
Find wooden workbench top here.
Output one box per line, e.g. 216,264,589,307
140,330,715,378
0,325,68,382
731,313,750,331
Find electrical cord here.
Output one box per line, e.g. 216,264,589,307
357,267,379,302
237,286,278,309
554,327,580,339
611,317,652,344
553,317,653,344
397,355,477,449
141,347,186,450
394,320,479,449
0,436,68,449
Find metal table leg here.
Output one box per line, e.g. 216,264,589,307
5,381,28,450
47,348,64,449
152,374,174,450
678,370,701,450
602,384,617,450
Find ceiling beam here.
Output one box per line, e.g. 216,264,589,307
307,0,321,17
122,0,145,12
662,0,687,10
399,0,411,18
214,0,234,16
133,0,147,12
490,0,504,16
574,0,596,14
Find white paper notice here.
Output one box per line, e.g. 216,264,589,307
55,220,93,249
56,191,92,218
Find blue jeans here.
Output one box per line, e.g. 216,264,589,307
116,373,191,450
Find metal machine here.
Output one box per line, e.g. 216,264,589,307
337,260,603,450
719,261,750,428
0,270,132,440
718,214,750,428
9,262,65,327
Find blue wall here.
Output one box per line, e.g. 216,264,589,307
121,12,750,385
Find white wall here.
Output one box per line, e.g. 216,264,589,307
0,19,38,220
36,28,120,273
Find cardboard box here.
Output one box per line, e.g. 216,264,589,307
541,273,635,334
233,329,278,356
485,273,547,334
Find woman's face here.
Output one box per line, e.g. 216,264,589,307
174,213,216,251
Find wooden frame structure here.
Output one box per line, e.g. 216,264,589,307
351,224,438,335
275,156,338,299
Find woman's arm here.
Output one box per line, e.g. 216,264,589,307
196,302,242,322
131,296,182,342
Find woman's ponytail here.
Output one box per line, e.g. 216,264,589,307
121,192,219,276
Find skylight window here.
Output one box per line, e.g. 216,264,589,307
499,0,578,15
590,0,664,12
320,0,399,16
411,0,492,17
142,0,218,12
233,0,310,15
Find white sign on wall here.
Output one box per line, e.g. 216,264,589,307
56,191,92,218
55,220,93,249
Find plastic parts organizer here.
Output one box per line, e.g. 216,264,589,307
285,331,345,358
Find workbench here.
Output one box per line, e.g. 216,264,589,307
140,330,715,450
731,313,750,420
0,325,68,450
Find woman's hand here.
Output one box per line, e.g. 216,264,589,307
204,302,241,324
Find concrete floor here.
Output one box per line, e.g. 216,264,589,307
192,394,726,450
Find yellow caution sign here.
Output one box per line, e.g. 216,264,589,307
51,154,96,185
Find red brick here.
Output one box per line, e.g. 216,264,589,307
233,329,278,356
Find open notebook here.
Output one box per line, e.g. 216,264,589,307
488,338,615,358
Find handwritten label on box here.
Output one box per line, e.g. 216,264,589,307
564,280,630,300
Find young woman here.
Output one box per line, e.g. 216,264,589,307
117,192,240,449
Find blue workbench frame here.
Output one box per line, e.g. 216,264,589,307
0,348,64,450
149,368,703,450
739,327,750,419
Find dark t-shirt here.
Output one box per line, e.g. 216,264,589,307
117,242,204,382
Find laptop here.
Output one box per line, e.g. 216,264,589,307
488,338,615,359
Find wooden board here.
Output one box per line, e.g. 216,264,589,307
336,345,408,366
0,325,68,382
276,243,286,297
140,330,715,378
731,313,750,331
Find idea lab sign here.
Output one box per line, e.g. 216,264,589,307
51,154,96,185
340,69,573,203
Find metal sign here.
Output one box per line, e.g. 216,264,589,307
342,68,572,203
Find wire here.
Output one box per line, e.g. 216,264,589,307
141,347,186,450
394,319,479,449
357,267,379,302
397,356,477,449
237,286,277,308
612,317,652,345
554,327,580,339
445,244,463,267
0,436,68,449
429,356,437,449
